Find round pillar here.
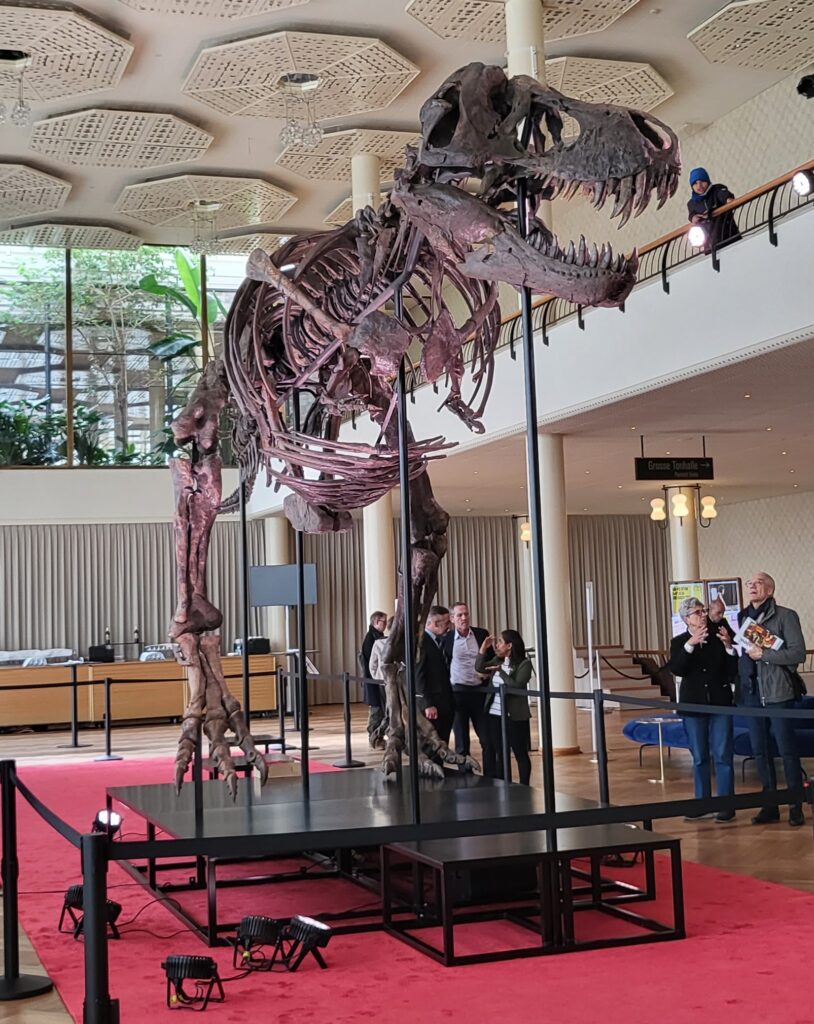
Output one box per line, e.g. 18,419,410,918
363,494,397,621
537,432,580,754
667,487,700,580
263,516,291,654
506,0,546,81
351,152,381,214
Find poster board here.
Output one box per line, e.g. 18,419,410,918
669,578,743,637
669,580,706,637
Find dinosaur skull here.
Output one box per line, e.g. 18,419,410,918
410,63,681,307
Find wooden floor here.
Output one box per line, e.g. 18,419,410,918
4,703,814,1021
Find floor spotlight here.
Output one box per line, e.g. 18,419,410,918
233,915,289,971
92,808,122,837
162,955,224,1011
792,170,814,197
58,884,122,940
283,915,332,971
687,223,708,248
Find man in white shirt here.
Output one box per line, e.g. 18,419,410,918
440,602,490,756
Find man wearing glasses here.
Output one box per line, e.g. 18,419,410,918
669,597,737,821
737,572,806,827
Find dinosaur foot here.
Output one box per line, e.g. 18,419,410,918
417,753,445,780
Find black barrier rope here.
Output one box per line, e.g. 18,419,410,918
599,655,651,681
12,768,82,848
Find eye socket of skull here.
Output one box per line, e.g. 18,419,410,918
629,112,673,152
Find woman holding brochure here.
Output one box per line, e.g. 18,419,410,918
668,596,738,822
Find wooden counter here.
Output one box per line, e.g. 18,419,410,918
0,654,277,728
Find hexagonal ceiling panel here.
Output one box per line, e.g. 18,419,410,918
0,4,133,103
182,31,419,120
115,174,297,229
118,0,309,14
404,0,640,44
30,109,213,169
212,232,290,254
689,0,814,72
277,128,419,181
324,195,355,227
0,222,141,250
0,164,71,220
547,56,673,135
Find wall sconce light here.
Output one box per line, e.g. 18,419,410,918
649,497,666,522
519,520,531,544
671,491,690,519
688,223,708,249
792,170,814,197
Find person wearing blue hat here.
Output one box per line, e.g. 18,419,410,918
687,167,741,251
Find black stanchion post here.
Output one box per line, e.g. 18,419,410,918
333,672,364,769
593,689,610,805
81,832,119,1024
499,684,512,783
58,663,90,750
276,666,287,753
95,680,122,763
0,760,54,1002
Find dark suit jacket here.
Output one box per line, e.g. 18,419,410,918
416,632,454,719
360,626,384,707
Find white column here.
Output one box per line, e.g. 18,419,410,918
351,151,398,619
363,493,397,620
667,488,700,580
264,516,291,654
506,0,546,81
351,152,381,214
537,433,580,754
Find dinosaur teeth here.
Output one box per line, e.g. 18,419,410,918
577,234,587,264
634,169,651,216
565,240,575,263
590,242,599,267
593,180,608,209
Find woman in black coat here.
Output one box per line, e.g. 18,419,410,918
668,596,737,821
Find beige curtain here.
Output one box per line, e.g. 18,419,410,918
0,520,265,657
568,514,670,652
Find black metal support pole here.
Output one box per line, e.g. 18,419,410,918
81,833,119,1024
94,680,122,762
499,686,512,783
396,294,421,825
0,760,54,1001
293,390,310,798
516,175,557,822
593,689,610,805
58,664,90,749
238,475,252,726
333,672,364,769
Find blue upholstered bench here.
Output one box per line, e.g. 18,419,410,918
622,697,814,779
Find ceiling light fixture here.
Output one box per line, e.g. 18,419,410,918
188,200,222,256
0,50,33,128
648,484,717,530
278,72,323,151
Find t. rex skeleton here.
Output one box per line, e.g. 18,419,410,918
169,62,680,795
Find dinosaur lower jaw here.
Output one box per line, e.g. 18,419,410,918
459,228,638,308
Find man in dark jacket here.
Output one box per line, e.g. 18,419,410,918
737,572,806,827
687,167,741,252
360,611,387,746
441,602,490,756
669,597,737,822
417,605,455,745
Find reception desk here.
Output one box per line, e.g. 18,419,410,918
0,654,277,728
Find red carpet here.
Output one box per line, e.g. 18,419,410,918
8,758,814,1024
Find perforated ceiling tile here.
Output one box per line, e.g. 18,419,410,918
547,56,673,133
0,222,141,249
405,0,640,44
278,128,419,181
30,110,213,169
0,5,133,102
118,0,309,15
182,31,419,120
324,195,355,227
212,232,289,254
689,0,814,72
115,174,297,229
0,164,71,220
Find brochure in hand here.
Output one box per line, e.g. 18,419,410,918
733,617,784,651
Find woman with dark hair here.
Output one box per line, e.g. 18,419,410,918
476,629,533,785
